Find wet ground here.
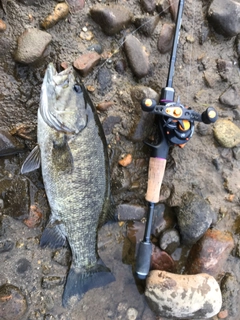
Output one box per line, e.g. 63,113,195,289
0,0,240,319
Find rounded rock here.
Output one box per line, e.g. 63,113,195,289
14,28,52,64
158,23,175,54
213,119,240,148
41,3,69,30
145,271,222,318
159,228,180,254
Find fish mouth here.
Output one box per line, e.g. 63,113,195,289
40,63,76,134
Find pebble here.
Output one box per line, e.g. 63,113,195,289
220,273,239,317
130,86,159,141
213,119,240,148
96,101,114,111
79,30,94,41
23,204,42,228
66,0,85,13
124,34,149,79
115,59,126,74
16,258,32,274
14,28,52,64
127,307,138,320
140,0,156,13
0,284,27,320
156,0,169,16
118,154,132,167
0,129,25,156
185,229,234,277
41,276,65,289
151,244,175,272
41,3,69,29
52,248,71,266
216,59,233,81
90,4,132,36
233,146,240,160
73,51,101,77
0,239,14,252
175,192,217,246
219,85,240,108
169,0,179,21
159,228,180,254
97,67,112,95
208,0,240,37
0,19,7,32
133,15,160,37
158,23,175,54
115,204,146,221
87,43,103,54
145,271,222,318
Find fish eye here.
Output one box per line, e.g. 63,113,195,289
74,84,82,93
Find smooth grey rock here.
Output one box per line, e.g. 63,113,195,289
0,129,25,156
158,23,175,54
213,119,240,148
14,28,52,64
219,86,240,108
90,4,132,36
220,273,239,317
175,192,216,246
208,0,240,37
115,204,146,221
145,271,222,319
124,34,149,79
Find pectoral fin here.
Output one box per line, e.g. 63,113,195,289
21,145,41,174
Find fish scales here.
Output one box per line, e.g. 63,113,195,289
21,63,115,306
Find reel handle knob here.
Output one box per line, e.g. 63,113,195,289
141,99,156,112
201,107,218,124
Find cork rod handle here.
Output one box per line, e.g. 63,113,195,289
145,157,166,203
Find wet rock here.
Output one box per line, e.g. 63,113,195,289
130,86,159,141
0,19,7,32
185,229,234,277
115,204,146,221
111,165,131,193
102,116,122,135
0,239,14,253
66,0,85,13
126,221,145,245
118,154,132,167
145,271,222,318
14,28,52,64
41,276,65,289
220,273,239,317
124,35,149,79
151,244,175,272
0,284,27,320
16,258,32,274
41,3,69,29
216,59,233,81
159,228,180,254
73,51,101,77
90,4,132,36
140,0,156,13
0,129,25,156
52,248,71,266
133,15,160,37
115,59,127,74
175,192,216,246
97,67,112,95
169,0,179,21
157,23,175,54
23,204,42,228
208,0,240,37
219,86,240,108
152,204,176,237
213,119,240,148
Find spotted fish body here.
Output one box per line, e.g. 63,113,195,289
21,63,114,306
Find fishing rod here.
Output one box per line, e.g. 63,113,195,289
135,0,217,280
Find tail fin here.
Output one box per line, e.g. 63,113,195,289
62,259,115,307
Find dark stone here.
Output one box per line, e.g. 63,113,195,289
90,4,132,36
199,22,209,45
140,0,156,13
124,34,149,79
41,276,65,289
115,203,146,221
87,43,103,54
0,129,25,156
16,258,31,274
159,228,180,254
156,0,169,16
208,0,240,37
133,15,160,37
114,59,126,74
102,116,122,136
97,67,112,95
0,239,14,253
220,273,239,317
157,23,175,54
175,192,217,246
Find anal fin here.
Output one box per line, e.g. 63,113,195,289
40,222,67,249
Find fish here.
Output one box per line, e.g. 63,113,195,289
21,63,115,306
